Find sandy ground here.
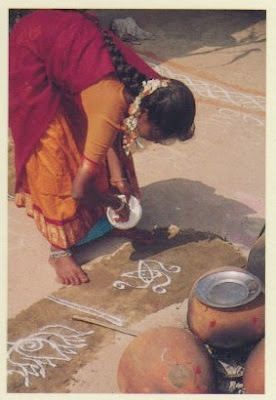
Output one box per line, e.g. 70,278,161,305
8,237,247,393
8,9,265,393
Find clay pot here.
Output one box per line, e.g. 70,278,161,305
246,232,265,284
117,327,215,394
187,268,265,348
243,338,264,394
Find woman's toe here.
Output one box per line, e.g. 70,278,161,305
68,276,76,285
80,272,89,283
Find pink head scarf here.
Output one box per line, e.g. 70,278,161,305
9,10,159,190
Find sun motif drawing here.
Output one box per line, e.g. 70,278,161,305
7,325,94,387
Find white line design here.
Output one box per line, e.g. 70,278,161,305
209,107,265,127
7,324,94,387
47,295,124,327
149,62,265,112
113,259,181,294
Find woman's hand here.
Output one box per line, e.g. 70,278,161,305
72,159,131,223
72,160,101,204
73,171,127,216
107,147,133,202
112,199,130,223
72,166,94,201
110,178,132,201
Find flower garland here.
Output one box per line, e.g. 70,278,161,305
122,79,170,155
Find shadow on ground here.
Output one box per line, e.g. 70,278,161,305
95,9,265,64
73,177,264,267
9,10,265,66
139,178,264,248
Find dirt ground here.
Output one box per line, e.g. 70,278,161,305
8,9,265,394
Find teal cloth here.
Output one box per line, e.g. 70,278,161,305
73,217,113,247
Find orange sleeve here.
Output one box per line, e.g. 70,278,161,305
80,77,128,164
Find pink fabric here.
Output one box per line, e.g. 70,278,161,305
9,10,159,190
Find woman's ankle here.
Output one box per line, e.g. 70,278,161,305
49,246,73,260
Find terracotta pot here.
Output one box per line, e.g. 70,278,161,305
187,268,265,348
117,327,215,394
246,232,265,284
243,338,264,394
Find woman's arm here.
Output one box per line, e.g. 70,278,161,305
107,146,124,183
72,159,129,220
77,80,131,218
107,147,132,200
72,161,120,208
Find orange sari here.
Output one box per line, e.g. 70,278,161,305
16,78,139,249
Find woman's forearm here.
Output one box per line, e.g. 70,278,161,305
72,165,93,200
107,147,125,182
72,163,122,209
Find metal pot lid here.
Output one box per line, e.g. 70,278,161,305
194,269,262,308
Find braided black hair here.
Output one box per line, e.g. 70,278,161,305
101,31,196,140
101,30,147,97
79,11,196,141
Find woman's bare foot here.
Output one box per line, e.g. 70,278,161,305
49,255,89,285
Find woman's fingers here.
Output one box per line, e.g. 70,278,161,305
116,181,132,201
113,202,130,222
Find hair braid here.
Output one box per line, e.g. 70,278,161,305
102,31,147,97
82,12,196,141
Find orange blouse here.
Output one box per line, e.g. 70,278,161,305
80,76,128,164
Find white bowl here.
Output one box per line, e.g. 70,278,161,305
106,195,142,230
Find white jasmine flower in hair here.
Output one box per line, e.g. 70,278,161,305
128,79,170,116
142,79,169,96
123,114,138,132
122,78,170,155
